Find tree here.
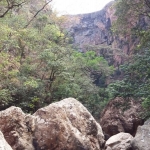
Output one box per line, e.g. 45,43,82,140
113,0,150,48
108,48,150,117
0,0,27,18
0,0,114,118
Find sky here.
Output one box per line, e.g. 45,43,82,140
51,0,113,15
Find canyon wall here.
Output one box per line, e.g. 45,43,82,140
64,1,139,67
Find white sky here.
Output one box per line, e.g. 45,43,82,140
51,0,113,15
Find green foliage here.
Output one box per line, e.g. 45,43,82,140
142,96,150,119
112,0,150,53
108,48,150,118
0,0,27,18
0,1,115,118
0,89,12,109
108,80,133,99
110,0,150,118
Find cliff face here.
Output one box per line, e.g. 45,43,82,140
68,2,114,49
65,2,138,67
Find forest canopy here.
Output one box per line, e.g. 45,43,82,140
0,0,113,118
1,0,150,119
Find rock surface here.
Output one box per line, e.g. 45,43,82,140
105,132,133,150
0,98,105,150
131,119,150,150
64,1,138,68
0,131,13,150
0,106,34,150
33,98,105,150
100,97,144,137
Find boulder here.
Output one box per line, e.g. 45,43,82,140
33,98,105,150
0,106,35,150
105,132,133,150
131,119,150,150
100,97,144,137
0,98,105,150
0,131,13,150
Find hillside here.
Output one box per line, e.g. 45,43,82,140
0,0,150,149
0,0,150,117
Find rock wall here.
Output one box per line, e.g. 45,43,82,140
67,2,114,49
64,1,139,67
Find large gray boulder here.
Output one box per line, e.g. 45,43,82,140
0,98,105,150
131,119,150,150
0,131,13,150
105,132,133,150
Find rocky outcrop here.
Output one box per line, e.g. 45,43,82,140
100,97,144,137
0,106,34,150
131,119,150,150
0,131,13,150
64,1,136,67
105,132,133,150
33,98,105,150
66,2,115,49
0,98,105,150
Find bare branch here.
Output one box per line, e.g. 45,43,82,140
0,0,26,18
24,0,52,28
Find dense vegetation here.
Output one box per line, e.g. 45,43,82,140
1,0,150,119
109,0,150,118
0,0,114,118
